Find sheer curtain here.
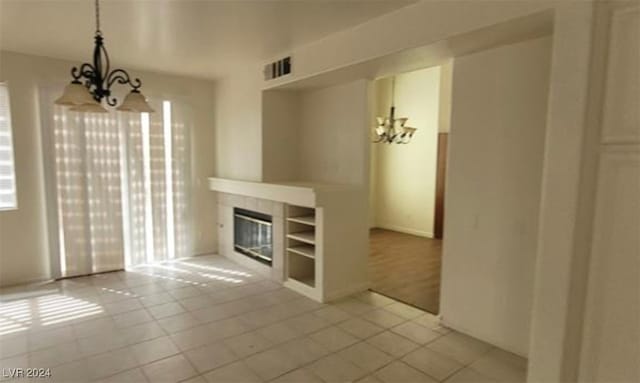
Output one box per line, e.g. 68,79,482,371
0,83,17,210
42,91,191,278
120,100,192,268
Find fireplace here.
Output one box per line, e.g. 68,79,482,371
233,208,273,266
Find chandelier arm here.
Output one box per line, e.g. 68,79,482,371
71,63,96,82
105,95,118,107
106,69,142,91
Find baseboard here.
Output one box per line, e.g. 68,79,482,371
440,315,528,358
0,277,55,291
373,224,434,238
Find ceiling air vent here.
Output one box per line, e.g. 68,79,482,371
264,56,291,81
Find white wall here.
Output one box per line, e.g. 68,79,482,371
578,5,640,382
370,67,441,237
213,70,263,182
438,60,453,134
440,37,551,356
0,51,217,287
262,90,300,182
298,80,369,185
262,80,370,185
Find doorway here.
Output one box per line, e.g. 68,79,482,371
368,66,448,314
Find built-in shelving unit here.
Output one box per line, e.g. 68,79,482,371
285,205,318,296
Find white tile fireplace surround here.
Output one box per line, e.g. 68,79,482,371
209,178,369,302
217,193,286,282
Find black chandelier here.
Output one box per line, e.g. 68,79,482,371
55,0,153,113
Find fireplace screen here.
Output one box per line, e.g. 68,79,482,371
233,208,273,266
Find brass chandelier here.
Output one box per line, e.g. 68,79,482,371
373,77,416,144
55,0,153,113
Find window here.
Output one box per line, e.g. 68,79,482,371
0,82,17,210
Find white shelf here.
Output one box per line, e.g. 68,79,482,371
287,215,315,226
287,245,315,259
284,278,319,300
287,275,315,288
287,231,316,245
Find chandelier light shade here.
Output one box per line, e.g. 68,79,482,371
373,77,416,144
116,90,155,113
55,0,154,113
55,82,99,106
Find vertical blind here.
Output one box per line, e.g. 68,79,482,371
0,83,17,210
48,98,191,277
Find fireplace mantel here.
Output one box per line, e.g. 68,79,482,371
208,177,360,207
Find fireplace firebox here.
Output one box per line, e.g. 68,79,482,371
233,208,273,266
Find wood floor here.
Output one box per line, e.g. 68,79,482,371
368,228,442,314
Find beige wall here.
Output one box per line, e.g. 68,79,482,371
262,90,300,182
578,5,640,382
213,70,263,182
438,60,453,134
298,80,369,185
261,80,370,186
0,51,217,287
370,67,441,237
440,36,551,356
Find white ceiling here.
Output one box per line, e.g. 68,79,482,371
0,0,415,80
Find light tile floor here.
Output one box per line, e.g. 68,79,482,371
0,256,527,383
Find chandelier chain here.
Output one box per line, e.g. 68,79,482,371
95,0,101,34
391,76,395,107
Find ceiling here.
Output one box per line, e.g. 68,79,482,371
0,0,415,80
